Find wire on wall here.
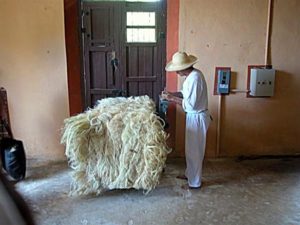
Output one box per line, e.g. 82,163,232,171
265,0,274,66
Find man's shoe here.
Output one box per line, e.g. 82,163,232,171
180,184,201,190
188,186,201,189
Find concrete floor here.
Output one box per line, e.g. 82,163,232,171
16,157,300,225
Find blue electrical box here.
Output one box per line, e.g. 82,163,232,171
217,69,231,94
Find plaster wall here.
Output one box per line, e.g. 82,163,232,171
0,0,69,160
177,0,300,156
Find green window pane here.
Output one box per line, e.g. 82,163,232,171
127,12,155,26
127,28,156,43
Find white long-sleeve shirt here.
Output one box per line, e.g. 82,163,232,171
181,69,208,113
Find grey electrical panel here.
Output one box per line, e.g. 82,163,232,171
250,68,275,97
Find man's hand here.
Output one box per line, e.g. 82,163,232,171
161,91,171,101
160,91,182,105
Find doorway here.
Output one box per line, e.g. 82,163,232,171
81,0,166,108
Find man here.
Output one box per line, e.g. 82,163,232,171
162,51,211,189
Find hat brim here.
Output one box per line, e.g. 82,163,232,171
165,55,198,72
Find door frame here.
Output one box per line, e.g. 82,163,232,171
64,0,85,115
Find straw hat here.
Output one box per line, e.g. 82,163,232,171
165,52,198,72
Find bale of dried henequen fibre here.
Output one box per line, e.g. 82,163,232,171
61,96,171,196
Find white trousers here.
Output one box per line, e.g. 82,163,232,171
185,111,211,188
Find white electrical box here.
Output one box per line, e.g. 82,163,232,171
250,68,275,97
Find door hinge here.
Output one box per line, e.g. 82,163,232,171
81,28,86,33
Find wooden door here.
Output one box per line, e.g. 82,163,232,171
82,0,166,108
82,2,122,107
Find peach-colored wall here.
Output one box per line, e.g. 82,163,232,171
177,0,300,157
0,1,69,160
1,0,299,160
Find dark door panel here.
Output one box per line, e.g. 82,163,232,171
84,2,117,46
89,51,120,89
125,45,161,103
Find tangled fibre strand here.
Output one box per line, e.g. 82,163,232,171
61,96,171,196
